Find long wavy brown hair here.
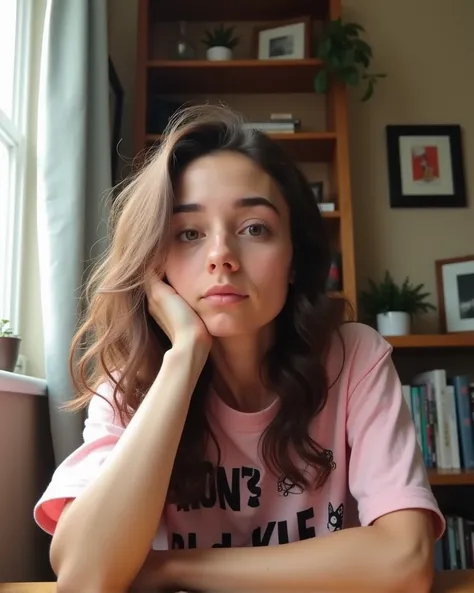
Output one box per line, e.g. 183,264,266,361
68,103,348,507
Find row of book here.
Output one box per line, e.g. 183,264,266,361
436,515,474,570
402,370,474,470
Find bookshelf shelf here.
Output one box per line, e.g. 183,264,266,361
146,131,337,163
428,469,474,486
147,59,324,94
149,0,330,22
386,333,474,349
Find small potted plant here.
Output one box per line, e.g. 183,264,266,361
314,18,386,101
0,319,21,372
359,271,436,336
201,24,239,61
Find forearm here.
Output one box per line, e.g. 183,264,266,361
135,523,433,593
52,343,207,592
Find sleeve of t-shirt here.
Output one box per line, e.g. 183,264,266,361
33,381,126,535
345,325,446,540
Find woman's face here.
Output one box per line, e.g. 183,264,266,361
164,151,293,338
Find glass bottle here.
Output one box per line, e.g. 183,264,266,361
174,21,195,60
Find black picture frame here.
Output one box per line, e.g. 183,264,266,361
109,57,124,184
386,124,467,208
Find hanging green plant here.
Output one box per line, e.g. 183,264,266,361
314,18,386,101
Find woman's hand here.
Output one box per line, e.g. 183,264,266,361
145,273,211,352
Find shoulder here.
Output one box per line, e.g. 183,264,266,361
338,321,392,359
84,373,131,433
328,321,392,360
325,322,393,386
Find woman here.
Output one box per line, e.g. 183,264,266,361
34,104,444,593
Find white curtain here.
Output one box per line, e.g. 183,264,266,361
37,0,111,465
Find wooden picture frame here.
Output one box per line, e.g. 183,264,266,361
253,17,311,60
435,255,474,333
386,124,467,208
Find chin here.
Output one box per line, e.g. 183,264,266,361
202,312,277,339
205,321,255,338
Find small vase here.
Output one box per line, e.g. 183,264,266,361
376,312,411,336
206,46,232,61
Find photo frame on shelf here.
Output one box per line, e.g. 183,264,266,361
254,17,311,60
435,255,474,333
386,124,467,208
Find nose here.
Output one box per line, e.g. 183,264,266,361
206,232,240,274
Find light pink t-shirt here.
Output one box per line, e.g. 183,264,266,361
34,323,445,548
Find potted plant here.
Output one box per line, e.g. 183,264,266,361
201,24,239,61
0,319,21,372
359,271,436,336
314,18,386,101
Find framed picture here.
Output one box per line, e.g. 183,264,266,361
386,124,467,208
254,17,310,60
309,181,324,202
435,255,474,333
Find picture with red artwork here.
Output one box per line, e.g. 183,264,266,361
386,124,466,207
411,145,440,183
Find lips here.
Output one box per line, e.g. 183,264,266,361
202,285,248,305
203,285,247,298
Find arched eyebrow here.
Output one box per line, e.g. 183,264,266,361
173,196,280,216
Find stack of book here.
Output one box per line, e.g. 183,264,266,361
243,113,301,134
402,370,474,471
435,514,474,570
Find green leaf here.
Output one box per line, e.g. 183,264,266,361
344,22,365,37
361,81,374,101
359,270,435,318
317,38,332,59
314,70,328,94
346,67,360,86
315,18,385,101
354,50,370,68
329,18,343,35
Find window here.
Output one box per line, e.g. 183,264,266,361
0,0,31,333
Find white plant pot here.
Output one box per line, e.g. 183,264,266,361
376,311,411,336
206,46,232,61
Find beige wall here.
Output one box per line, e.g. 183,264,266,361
108,0,474,335
345,0,474,333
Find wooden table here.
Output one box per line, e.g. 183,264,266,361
1,571,474,592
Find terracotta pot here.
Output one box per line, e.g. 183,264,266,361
0,336,21,372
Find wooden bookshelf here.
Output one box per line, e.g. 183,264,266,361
428,469,474,486
386,333,474,349
135,0,357,310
